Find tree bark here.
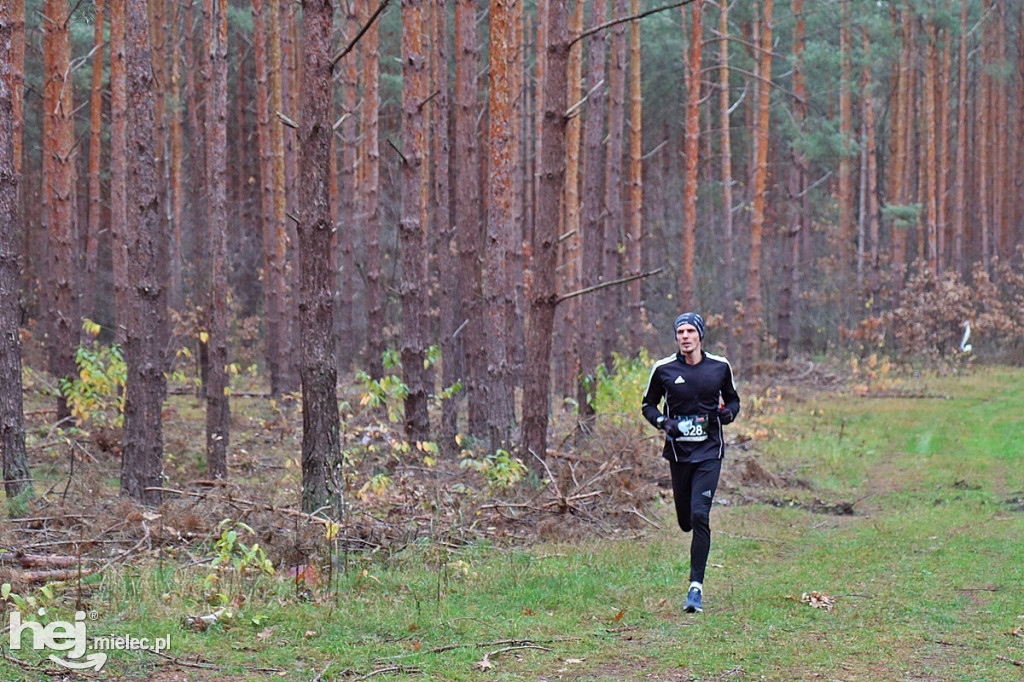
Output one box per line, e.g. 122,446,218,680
521,0,568,466
84,0,105,324
601,0,628,364
740,0,772,369
297,0,341,514
454,0,484,436
43,0,76,424
1,7,33,507
433,0,460,451
268,0,295,394
337,1,359,373
483,0,520,452
837,0,854,292
923,18,939,276
861,28,880,294
576,0,608,435
953,0,968,276
718,0,737,361
400,0,431,442
121,0,168,506
168,0,185,311
362,0,384,381
6,0,24,182
205,0,230,479
679,0,703,309
775,0,802,362
110,0,129,346
556,0,583,402
626,0,643,341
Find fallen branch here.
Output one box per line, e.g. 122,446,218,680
354,664,422,680
145,487,334,526
0,553,88,568
147,649,221,670
997,655,1024,667
21,568,91,584
476,644,552,670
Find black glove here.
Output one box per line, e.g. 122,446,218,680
662,417,683,438
717,407,735,425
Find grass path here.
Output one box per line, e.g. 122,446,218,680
3,368,1023,681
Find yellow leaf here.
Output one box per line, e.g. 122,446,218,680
455,433,464,446
324,521,340,540
423,456,436,467
223,386,231,396
199,331,210,344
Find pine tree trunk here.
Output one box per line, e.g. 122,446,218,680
43,0,76,424
483,0,519,452
923,19,939,276
838,0,854,292
400,0,431,441
251,0,280,391
775,0,802,362
861,28,880,293
337,2,359,372
454,0,484,435
297,0,341,514
433,0,460,451
521,0,568,466
362,0,384,380
936,22,950,273
994,1,1009,260
205,0,230,479
599,0,627,365
84,0,105,324
740,0,773,369
978,3,991,274
626,0,643,340
268,0,295,394
121,0,167,506
110,0,128,346
717,0,738,360
168,0,184,311
7,0,24,183
680,0,703,309
576,0,608,435
556,0,582,402
953,0,968,276
1,12,33,506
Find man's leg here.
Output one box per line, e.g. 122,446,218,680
669,460,695,532
687,458,722,584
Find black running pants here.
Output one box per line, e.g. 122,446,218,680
669,458,722,583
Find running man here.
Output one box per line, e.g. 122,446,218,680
641,312,740,613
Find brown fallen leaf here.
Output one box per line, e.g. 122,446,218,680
800,591,836,612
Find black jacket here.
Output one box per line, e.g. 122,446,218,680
641,350,740,463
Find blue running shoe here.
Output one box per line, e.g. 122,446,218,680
684,586,703,613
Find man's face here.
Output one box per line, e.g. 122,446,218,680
676,324,701,353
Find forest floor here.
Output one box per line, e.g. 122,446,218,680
2,360,1022,681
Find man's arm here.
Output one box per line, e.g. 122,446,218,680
719,361,740,423
641,364,667,429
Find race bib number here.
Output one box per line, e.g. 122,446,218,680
674,414,709,442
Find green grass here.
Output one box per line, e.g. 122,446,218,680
3,367,1024,680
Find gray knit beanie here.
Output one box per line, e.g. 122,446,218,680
674,312,705,339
